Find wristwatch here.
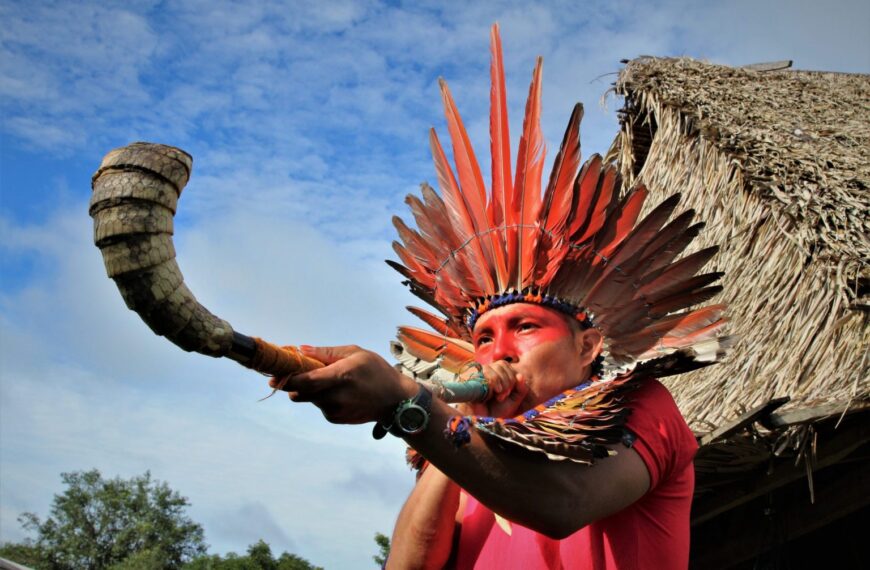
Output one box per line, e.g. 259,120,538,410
372,384,433,439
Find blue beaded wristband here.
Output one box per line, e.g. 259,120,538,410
444,416,472,448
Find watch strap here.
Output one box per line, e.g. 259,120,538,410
372,384,432,439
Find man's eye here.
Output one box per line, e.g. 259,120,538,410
475,337,492,346
518,322,537,331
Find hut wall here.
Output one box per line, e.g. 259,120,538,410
610,101,869,429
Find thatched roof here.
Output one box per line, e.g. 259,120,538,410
616,57,868,269
609,57,869,568
608,58,869,430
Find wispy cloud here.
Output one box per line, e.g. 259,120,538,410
1,0,867,567
209,502,297,553
0,202,414,566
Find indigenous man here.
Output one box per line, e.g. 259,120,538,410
271,24,727,569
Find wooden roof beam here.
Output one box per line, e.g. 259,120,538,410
692,413,869,525
698,397,790,446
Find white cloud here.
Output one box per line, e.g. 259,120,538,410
209,502,296,553
1,0,868,566
0,202,415,566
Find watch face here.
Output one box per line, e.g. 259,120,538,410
399,405,428,433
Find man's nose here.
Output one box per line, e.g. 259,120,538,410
490,334,517,363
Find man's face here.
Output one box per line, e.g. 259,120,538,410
471,303,600,413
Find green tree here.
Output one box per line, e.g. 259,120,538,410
107,547,172,569
373,532,390,567
6,469,206,570
183,540,322,569
0,540,46,567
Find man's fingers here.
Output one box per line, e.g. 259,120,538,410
482,361,520,402
269,348,368,394
268,346,361,390
269,375,311,393
271,366,342,394
288,391,307,402
298,344,362,365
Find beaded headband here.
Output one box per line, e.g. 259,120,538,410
466,289,593,331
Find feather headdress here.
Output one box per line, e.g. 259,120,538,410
390,25,731,463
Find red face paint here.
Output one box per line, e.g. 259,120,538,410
472,303,594,413
473,303,574,364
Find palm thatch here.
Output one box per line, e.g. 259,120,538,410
607,57,869,431
608,57,869,568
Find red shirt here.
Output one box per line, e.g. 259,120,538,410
454,379,698,569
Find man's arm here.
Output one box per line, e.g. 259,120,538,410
388,465,461,570
275,346,650,539
405,396,650,539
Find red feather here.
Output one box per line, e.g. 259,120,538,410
637,246,719,299
489,23,512,232
429,129,495,293
406,187,479,293
385,259,414,282
440,79,508,290
397,327,475,373
396,327,442,362
404,194,450,260
649,285,724,317
566,155,603,240
641,222,704,281
595,185,648,259
392,216,438,268
406,306,464,338
632,317,729,361
513,56,545,288
600,271,724,335
392,241,428,280
541,103,583,237
573,165,616,245
639,210,695,262
588,193,680,290
613,305,726,351
439,79,489,233
419,183,465,254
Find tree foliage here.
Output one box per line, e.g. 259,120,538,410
0,540,46,567
7,469,206,569
1,469,324,570
373,532,390,567
183,540,322,570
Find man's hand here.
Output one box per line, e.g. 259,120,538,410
468,360,529,418
269,345,418,424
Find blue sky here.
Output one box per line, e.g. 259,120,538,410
1,0,867,567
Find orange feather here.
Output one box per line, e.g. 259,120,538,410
406,306,464,338
489,23,512,231
406,188,480,294
541,103,583,237
391,241,428,281
566,155,603,240
404,195,451,260
637,246,719,299
439,79,507,290
572,165,616,245
514,56,545,287
397,327,474,372
429,129,495,293
595,185,647,259
392,215,438,268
